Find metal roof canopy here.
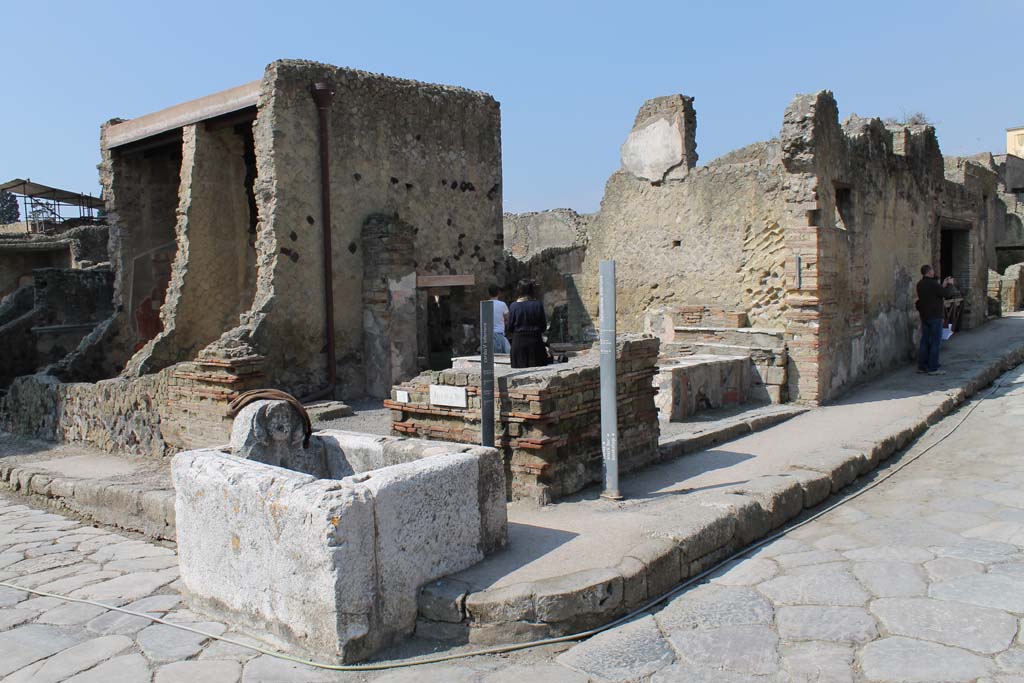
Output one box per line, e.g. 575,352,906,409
105,80,261,150
0,179,104,210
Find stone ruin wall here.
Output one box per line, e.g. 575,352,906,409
509,91,1007,404
203,60,504,398
128,123,258,376
990,154,1024,271
576,139,791,334
2,60,504,456
503,208,590,261
784,93,1000,402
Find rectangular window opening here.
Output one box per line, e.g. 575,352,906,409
834,183,854,231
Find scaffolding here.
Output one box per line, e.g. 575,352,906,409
0,178,104,233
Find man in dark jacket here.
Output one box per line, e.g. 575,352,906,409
916,264,957,375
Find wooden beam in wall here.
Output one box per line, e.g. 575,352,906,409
416,274,475,288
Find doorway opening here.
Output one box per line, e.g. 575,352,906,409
426,293,454,370
939,225,971,292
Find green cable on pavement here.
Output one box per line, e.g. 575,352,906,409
0,377,1008,671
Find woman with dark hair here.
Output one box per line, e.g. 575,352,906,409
507,280,549,369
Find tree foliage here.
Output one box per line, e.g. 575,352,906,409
0,191,19,223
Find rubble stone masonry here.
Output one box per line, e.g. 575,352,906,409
385,335,660,504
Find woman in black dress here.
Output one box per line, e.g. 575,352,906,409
507,280,549,369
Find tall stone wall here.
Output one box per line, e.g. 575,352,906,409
528,91,1006,404
503,209,590,260
98,124,182,372
129,123,257,375
988,154,1024,272
205,60,503,398
777,92,1000,403
574,106,789,334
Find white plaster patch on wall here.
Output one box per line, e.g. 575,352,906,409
620,116,685,182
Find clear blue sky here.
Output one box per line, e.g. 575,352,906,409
2,0,1018,214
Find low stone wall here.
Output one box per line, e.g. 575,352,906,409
386,335,660,504
994,264,1024,315
172,432,506,663
1,371,174,456
1,355,266,457
653,354,750,421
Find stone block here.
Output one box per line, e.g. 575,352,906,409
729,475,804,529
616,556,648,609
414,617,469,642
305,401,353,421
624,538,681,600
532,568,624,627
419,578,470,623
785,468,832,508
699,492,772,547
465,583,536,623
467,620,551,646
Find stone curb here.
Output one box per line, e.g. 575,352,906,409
418,344,1024,645
657,405,809,460
0,462,175,540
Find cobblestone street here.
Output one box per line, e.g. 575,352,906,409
1,363,1024,681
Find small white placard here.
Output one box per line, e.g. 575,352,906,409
429,384,468,408
395,390,410,404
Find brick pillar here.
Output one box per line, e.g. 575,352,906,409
362,214,417,399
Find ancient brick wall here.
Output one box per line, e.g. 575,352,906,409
527,91,1007,405
97,123,182,374
991,263,1024,314
1,370,174,456
205,60,503,397
987,154,1024,271
777,92,1004,403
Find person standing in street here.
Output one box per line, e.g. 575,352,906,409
916,264,957,375
489,285,510,354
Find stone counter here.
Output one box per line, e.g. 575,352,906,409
385,335,660,504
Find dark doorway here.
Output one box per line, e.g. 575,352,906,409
939,225,971,290
426,293,454,370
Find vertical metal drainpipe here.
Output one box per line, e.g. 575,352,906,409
311,82,337,393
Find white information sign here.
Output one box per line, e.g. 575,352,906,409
429,384,468,408
395,390,410,404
